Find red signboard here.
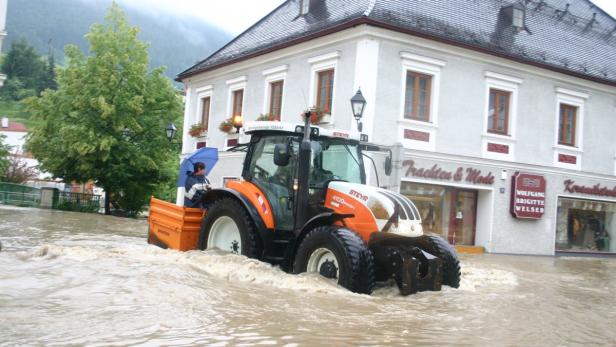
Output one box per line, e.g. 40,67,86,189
510,172,546,219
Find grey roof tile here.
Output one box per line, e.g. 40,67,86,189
178,0,616,86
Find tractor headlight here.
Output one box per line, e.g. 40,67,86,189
384,220,423,237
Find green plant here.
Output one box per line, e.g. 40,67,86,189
219,118,234,133
256,113,278,121
188,122,208,137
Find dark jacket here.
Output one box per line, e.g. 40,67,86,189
184,172,210,208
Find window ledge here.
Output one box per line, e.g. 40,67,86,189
397,119,438,129
482,133,516,143
553,144,583,153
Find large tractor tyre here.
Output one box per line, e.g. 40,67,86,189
198,197,262,259
418,235,461,288
293,226,375,294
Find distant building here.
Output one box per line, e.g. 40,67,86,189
0,117,49,181
177,0,616,256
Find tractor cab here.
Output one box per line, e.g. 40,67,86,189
241,121,367,232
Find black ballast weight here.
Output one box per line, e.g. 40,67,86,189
372,244,443,295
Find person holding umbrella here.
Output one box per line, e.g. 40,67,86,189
184,162,211,208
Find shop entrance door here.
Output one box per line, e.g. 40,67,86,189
447,189,478,245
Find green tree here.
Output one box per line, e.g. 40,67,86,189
1,39,45,99
0,135,11,178
40,53,58,92
26,3,182,216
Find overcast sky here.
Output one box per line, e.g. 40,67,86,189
121,0,616,35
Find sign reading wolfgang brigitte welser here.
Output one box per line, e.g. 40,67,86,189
511,172,546,219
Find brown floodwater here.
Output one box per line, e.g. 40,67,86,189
1,205,615,346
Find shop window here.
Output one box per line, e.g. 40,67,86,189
487,89,510,135
316,69,334,114
200,96,210,130
269,80,283,120
558,104,577,146
404,71,432,121
400,182,477,245
556,197,615,253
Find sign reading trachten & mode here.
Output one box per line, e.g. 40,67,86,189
402,160,495,185
510,172,546,219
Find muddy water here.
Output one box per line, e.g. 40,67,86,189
1,206,615,346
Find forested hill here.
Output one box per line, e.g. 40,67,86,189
5,0,232,80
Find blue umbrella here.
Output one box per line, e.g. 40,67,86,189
176,147,219,187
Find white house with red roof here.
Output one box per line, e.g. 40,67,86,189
0,117,48,180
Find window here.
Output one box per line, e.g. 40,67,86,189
404,71,432,121
401,182,477,245
487,89,510,135
558,104,577,146
232,89,243,116
269,81,283,120
316,69,334,114
556,197,616,253
200,97,211,130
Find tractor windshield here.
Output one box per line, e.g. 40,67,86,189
310,137,364,187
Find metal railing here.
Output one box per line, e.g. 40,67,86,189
0,182,42,207
54,191,101,213
0,182,102,213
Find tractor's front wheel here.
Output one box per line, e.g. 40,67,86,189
293,226,375,294
417,235,461,288
198,197,262,259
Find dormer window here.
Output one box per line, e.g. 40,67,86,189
300,0,310,15
503,3,526,31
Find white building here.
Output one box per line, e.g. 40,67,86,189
0,117,50,182
176,0,616,256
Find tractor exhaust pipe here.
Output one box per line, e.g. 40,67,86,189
294,111,312,231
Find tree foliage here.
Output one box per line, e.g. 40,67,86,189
1,153,39,184
0,135,11,178
26,3,182,216
0,39,57,100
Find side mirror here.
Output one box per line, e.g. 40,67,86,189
274,143,290,166
384,155,392,176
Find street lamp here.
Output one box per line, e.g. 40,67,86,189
165,123,177,141
231,114,244,133
350,88,366,132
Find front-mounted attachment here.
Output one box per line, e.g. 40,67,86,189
371,241,443,295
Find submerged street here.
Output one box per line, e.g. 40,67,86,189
1,205,615,346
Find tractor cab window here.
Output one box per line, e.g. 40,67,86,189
248,135,298,231
310,138,363,188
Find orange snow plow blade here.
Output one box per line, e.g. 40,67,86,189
147,197,205,251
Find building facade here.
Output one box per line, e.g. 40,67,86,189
177,0,616,256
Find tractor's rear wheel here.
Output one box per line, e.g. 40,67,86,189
198,197,262,259
417,235,461,288
293,226,375,294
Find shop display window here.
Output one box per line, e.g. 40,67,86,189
401,182,477,245
556,197,615,253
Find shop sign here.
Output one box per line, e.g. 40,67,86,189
402,160,495,185
563,180,616,198
510,172,546,219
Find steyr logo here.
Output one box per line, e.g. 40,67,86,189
349,189,369,202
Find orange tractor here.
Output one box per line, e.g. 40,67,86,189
149,113,460,295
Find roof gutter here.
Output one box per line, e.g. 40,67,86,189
176,17,616,88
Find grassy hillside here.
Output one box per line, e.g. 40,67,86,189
4,0,232,80
0,99,32,128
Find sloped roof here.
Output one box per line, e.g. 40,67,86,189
0,120,28,132
178,0,616,87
